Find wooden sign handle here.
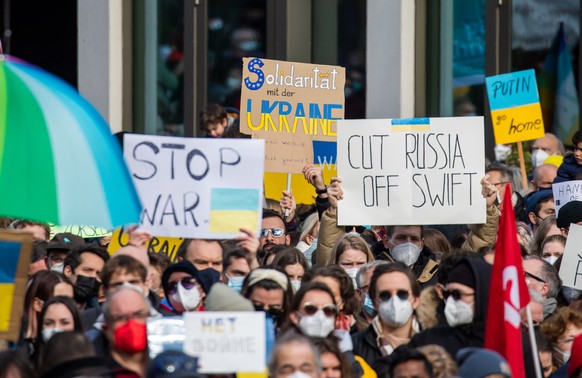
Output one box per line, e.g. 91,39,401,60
517,142,529,191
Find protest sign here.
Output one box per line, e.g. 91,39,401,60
124,134,265,239
264,140,337,204
183,312,266,373
107,228,184,262
559,223,582,290
552,180,582,214
51,224,111,239
337,117,486,226
240,57,345,174
0,231,32,341
485,69,545,144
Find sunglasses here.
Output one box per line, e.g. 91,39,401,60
260,228,285,238
378,290,410,302
253,303,284,318
442,289,474,301
525,271,546,284
301,302,338,317
167,278,198,295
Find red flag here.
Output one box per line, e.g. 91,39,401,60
484,184,531,378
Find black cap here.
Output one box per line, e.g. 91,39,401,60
557,200,582,229
47,233,85,252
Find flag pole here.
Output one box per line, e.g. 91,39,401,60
517,142,529,190
525,304,543,378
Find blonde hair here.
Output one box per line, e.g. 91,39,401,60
326,233,374,266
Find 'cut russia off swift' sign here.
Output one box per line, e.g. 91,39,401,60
485,69,545,144
337,117,486,226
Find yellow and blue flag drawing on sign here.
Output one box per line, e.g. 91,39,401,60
210,188,260,233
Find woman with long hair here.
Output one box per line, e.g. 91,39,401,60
19,270,74,355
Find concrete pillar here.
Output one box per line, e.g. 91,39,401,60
77,0,132,133
366,0,416,118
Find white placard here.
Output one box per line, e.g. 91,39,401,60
337,117,486,226
124,134,265,239
552,180,582,214
559,223,582,290
183,312,266,373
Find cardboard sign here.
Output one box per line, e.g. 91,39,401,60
486,69,545,144
552,180,582,214
107,228,184,262
124,134,265,239
183,312,266,373
51,224,112,239
264,140,337,204
0,231,33,341
240,57,345,173
559,223,582,290
337,117,486,226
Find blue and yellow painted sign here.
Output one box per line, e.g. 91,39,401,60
485,69,545,144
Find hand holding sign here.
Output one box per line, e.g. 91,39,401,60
234,228,261,269
303,163,326,192
280,190,296,222
481,174,500,207
328,177,344,208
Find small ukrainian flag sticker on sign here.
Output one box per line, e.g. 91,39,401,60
210,188,260,234
391,118,431,132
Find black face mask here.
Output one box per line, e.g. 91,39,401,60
74,275,100,304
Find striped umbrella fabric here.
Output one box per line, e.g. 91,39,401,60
0,55,141,229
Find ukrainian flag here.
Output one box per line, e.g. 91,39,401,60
210,188,260,233
0,241,21,332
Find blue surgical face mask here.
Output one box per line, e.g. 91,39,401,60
363,294,375,316
227,275,245,293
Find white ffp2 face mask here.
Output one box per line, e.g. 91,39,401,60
344,268,358,288
444,296,474,327
544,255,559,265
298,310,335,338
378,296,413,327
42,327,64,342
532,149,550,167
391,242,422,266
170,282,202,312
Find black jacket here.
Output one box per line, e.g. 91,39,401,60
408,256,491,356
351,324,382,367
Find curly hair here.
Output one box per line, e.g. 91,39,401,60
540,307,582,367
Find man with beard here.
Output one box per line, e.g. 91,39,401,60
63,244,110,309
260,210,290,254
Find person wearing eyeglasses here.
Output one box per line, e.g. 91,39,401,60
523,255,561,319
351,262,421,367
409,257,492,359
102,285,152,377
260,210,290,253
241,267,293,329
161,261,217,314
282,281,366,378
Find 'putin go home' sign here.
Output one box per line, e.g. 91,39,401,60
485,69,545,144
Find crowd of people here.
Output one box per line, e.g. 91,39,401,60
2,125,582,378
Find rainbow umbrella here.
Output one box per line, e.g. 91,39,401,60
0,55,142,228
